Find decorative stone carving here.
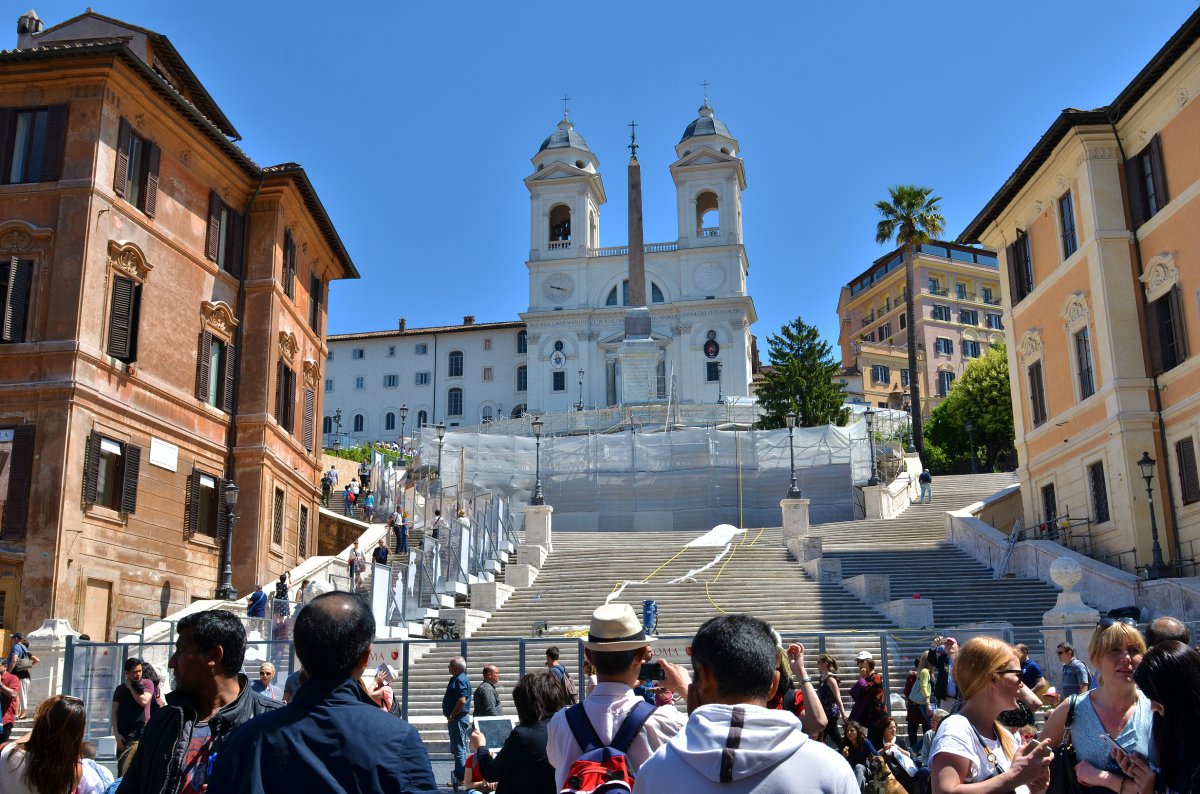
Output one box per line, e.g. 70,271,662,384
179,148,193,165
1056,175,1069,194
1034,199,1045,215
200,301,238,339
1138,129,1149,146
134,113,146,128
302,359,320,390
1178,88,1189,108
1017,329,1043,361
1060,292,1090,329
0,220,52,254
278,331,298,364
1076,146,1117,167
106,240,153,283
1139,253,1179,302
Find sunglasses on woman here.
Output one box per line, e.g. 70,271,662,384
1098,617,1137,629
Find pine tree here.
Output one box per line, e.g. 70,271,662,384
756,317,849,429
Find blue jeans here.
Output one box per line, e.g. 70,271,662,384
920,482,932,503
448,716,470,784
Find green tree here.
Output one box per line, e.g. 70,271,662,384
875,185,946,458
756,317,849,429
925,342,1016,473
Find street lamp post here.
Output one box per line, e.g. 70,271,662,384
530,416,545,505
864,408,879,486
1137,451,1167,579
214,480,240,600
577,368,585,412
716,361,723,405
785,410,801,498
435,422,445,497
398,404,409,514
966,420,977,474
902,392,915,454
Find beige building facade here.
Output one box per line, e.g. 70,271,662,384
959,7,1200,576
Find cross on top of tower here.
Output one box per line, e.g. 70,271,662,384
561,94,571,119
701,80,711,102
628,120,638,155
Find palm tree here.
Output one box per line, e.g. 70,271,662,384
875,185,945,458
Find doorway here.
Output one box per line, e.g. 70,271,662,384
81,579,112,641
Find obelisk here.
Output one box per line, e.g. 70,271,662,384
620,121,658,404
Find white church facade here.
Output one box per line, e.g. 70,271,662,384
325,103,758,439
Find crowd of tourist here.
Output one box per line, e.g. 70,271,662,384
0,602,1198,793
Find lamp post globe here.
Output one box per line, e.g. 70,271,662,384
214,480,240,600
863,408,879,486
1137,451,1167,578
530,416,545,505
785,410,801,498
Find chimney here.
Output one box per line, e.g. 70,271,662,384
398,317,406,331
463,315,475,325
17,9,43,47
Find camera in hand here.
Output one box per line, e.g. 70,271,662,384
638,662,663,681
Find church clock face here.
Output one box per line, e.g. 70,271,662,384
543,273,575,303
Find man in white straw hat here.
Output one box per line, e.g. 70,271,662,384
546,602,691,791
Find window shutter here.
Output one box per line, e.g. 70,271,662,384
143,143,161,218
113,118,131,198
120,443,141,514
1169,287,1188,362
205,191,221,261
1146,297,1164,376
1005,241,1021,305
39,104,68,182
107,275,135,361
272,489,284,545
226,211,244,279
1176,438,1200,505
185,469,201,537
298,504,309,558
195,331,212,401
1149,134,1168,209
285,367,296,432
221,342,237,413
1029,362,1047,426
3,257,32,342
302,388,315,451
275,359,285,423
1125,157,1146,228
0,109,14,181
218,478,230,541
284,230,296,298
0,425,35,540
82,431,100,506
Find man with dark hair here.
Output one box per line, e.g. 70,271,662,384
1145,615,1191,646
111,657,151,754
547,603,690,791
209,592,436,793
118,610,280,794
1057,642,1090,696
637,614,857,793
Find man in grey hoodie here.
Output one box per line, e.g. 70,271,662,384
635,614,858,793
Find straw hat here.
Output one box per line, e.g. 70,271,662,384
583,603,655,652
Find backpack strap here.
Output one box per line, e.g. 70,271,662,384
610,700,656,754
565,703,604,755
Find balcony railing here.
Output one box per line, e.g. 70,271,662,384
548,240,571,250
699,227,720,238
587,241,680,257
929,287,949,297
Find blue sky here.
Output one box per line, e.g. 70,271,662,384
25,1,1199,349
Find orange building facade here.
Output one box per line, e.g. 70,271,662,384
960,8,1200,576
0,12,356,639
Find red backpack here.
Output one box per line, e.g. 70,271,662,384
560,700,655,794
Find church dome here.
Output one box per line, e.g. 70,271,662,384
539,118,591,153
679,100,732,142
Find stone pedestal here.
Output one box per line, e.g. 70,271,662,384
879,598,935,629
1041,557,1100,692
438,607,491,639
804,556,842,583
863,485,886,519
844,573,891,605
781,498,811,542
525,505,554,553
506,564,538,588
619,313,659,404
26,618,79,710
786,535,823,563
471,581,515,613
516,544,548,570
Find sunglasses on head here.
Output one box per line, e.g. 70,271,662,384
1098,617,1137,629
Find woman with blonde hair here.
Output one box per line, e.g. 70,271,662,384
930,635,1052,794
1040,617,1151,791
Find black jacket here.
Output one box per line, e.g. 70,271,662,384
475,719,555,794
117,674,281,794
207,675,437,793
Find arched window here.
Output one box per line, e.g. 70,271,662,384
696,191,719,235
517,330,528,354
481,405,494,422
322,416,332,434
448,387,463,416
417,409,428,428
549,204,571,242
385,412,395,431
516,365,528,392
353,413,364,433
511,404,526,419
448,350,464,377
606,280,667,306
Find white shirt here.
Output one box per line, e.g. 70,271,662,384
547,681,685,791
0,745,113,794
930,714,1027,794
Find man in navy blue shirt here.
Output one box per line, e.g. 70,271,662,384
209,593,436,793
443,656,471,790
1016,643,1044,691
245,584,267,617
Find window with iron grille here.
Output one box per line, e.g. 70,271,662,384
1075,328,1095,399
1059,191,1078,258
1089,461,1110,524
298,504,309,558
272,488,284,545
1041,483,1058,523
